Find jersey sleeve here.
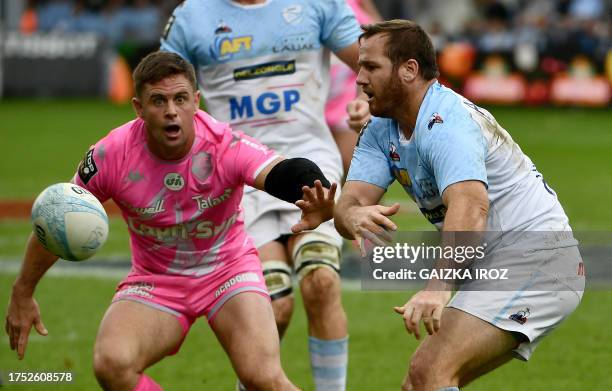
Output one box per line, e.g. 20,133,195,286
420,118,488,195
317,0,362,52
346,120,394,189
159,3,197,67
220,129,279,187
72,140,119,204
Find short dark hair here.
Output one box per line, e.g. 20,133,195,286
360,20,439,80
133,51,198,97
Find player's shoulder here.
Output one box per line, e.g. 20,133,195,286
356,116,392,148
75,118,141,185
167,0,207,27
306,0,345,11
94,118,141,154
416,82,481,141
194,110,238,151
172,0,199,15
363,116,393,136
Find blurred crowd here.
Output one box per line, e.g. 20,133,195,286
391,0,611,68
14,0,610,62
17,0,181,45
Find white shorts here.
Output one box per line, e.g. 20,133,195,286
241,163,343,249
448,244,585,360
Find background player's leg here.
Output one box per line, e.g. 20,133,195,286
211,292,299,391
93,300,186,391
259,240,294,339
331,130,359,176
403,308,519,391
289,233,348,391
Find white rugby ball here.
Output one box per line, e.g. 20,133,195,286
31,183,109,261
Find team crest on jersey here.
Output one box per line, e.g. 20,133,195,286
427,113,444,130
389,142,401,161
509,308,530,325
210,35,253,61
164,173,185,191
215,21,232,34
282,5,304,25
78,148,98,184
191,152,213,182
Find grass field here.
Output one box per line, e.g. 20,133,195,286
1,275,611,390
1,100,611,389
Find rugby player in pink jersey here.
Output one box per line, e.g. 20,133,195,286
5,51,337,391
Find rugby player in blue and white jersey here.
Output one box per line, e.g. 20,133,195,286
329,20,585,390
161,1,369,389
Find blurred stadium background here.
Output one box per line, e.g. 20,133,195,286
0,0,611,389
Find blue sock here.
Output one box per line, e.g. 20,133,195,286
438,388,459,391
308,336,348,391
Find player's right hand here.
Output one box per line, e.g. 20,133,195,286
5,289,48,359
345,203,399,256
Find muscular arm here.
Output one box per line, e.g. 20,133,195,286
252,157,331,201
393,181,488,339
335,42,370,132
334,42,360,73
441,180,489,232
252,157,285,191
424,180,489,290
13,234,59,295
335,180,384,238
334,180,398,242
7,234,57,359
253,157,338,233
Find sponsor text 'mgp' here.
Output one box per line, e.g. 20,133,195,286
230,90,300,120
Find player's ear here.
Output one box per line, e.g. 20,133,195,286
131,96,144,119
399,59,419,83
194,90,201,109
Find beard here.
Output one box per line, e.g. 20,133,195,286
369,74,404,119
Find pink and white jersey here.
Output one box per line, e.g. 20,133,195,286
73,110,277,277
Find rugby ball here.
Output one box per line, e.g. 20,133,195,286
31,183,108,261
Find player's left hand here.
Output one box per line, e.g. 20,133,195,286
346,98,370,133
291,180,337,233
393,289,451,340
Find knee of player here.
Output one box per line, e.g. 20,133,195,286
300,268,341,305
238,365,284,390
293,234,341,304
407,351,455,390
272,296,294,327
407,357,433,390
93,342,140,381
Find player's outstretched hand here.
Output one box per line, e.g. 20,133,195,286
345,203,399,256
5,289,48,360
346,98,370,133
291,180,337,233
393,290,451,340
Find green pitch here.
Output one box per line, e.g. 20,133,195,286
0,274,611,390
0,101,610,229
1,101,611,389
